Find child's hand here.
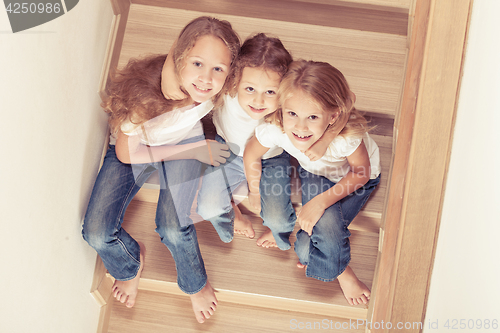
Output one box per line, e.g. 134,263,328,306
195,140,230,166
297,197,326,236
161,49,188,100
304,140,329,162
305,124,334,161
248,192,261,213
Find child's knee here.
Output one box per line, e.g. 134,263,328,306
157,224,194,247
82,221,109,250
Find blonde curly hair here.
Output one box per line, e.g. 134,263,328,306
102,16,240,135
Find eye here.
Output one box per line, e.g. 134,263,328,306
214,67,224,72
266,90,276,95
308,115,319,120
245,87,255,93
287,111,297,117
193,61,202,67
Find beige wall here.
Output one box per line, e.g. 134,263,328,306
424,0,500,331
0,1,113,332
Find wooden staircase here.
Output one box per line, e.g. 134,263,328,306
92,0,413,332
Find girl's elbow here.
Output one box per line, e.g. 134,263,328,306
116,149,131,164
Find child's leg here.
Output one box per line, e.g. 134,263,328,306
82,146,154,307
258,152,296,250
295,168,380,305
155,155,217,323
197,136,253,241
335,175,380,305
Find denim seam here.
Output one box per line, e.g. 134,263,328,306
114,239,141,281
113,168,146,231
112,166,146,270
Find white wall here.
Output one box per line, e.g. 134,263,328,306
0,1,113,332
424,0,500,331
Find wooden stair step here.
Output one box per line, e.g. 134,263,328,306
117,199,379,320
107,289,366,332
131,0,409,35
119,4,407,118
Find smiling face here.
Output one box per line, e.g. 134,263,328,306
237,67,281,120
282,90,337,152
180,35,232,103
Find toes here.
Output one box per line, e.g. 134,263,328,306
203,309,214,319
126,297,136,308
114,290,122,301
196,312,206,324
247,229,255,239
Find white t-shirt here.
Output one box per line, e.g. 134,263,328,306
213,94,283,159
255,122,381,182
110,100,213,146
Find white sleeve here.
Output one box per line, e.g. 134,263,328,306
119,100,213,145
330,135,363,158
254,123,281,149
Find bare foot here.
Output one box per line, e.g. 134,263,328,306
232,202,255,239
190,281,218,323
337,266,371,306
112,241,145,308
256,229,278,248
296,261,306,269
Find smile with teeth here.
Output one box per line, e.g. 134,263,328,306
249,105,266,113
193,84,211,92
293,132,312,140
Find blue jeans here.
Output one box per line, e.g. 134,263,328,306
196,135,296,250
82,135,207,294
294,167,380,281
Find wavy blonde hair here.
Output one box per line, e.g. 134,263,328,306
103,16,240,134
268,60,368,139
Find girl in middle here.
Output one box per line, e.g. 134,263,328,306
196,33,295,250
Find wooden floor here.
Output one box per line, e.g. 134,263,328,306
108,290,366,333
97,0,410,331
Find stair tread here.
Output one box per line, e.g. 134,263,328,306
121,200,378,314
108,289,366,332
119,4,407,117
131,0,409,35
